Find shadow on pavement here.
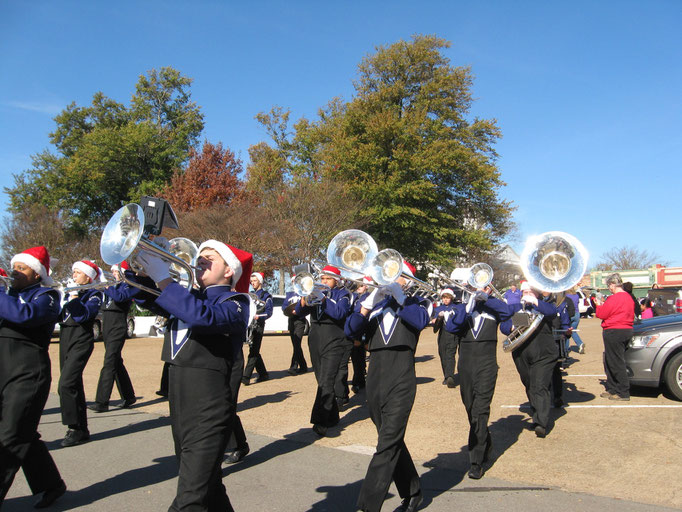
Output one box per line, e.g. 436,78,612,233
239,390,296,412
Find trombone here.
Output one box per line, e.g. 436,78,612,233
326,229,437,298
100,203,199,296
502,231,588,352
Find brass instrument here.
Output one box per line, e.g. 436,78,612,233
502,231,588,353
100,203,198,296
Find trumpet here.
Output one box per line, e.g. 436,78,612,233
100,203,199,296
502,231,588,353
61,272,118,294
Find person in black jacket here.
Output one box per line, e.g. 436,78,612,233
345,262,429,512
89,261,138,412
135,239,253,512
0,246,66,508
242,272,273,385
444,286,517,479
58,260,104,447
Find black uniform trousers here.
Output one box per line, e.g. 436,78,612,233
0,342,62,505
602,328,632,398
288,317,308,371
357,347,420,512
95,311,135,405
334,337,354,400
437,329,459,380
308,328,345,427
458,340,497,465
168,364,235,512
512,334,557,429
225,345,247,452
350,342,367,388
243,322,267,380
59,328,94,428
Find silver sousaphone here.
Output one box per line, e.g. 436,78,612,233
502,231,588,352
100,203,198,296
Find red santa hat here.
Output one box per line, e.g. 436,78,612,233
402,260,416,278
112,260,131,272
0,268,7,278
72,259,102,283
198,240,253,293
362,275,374,285
320,265,342,280
251,272,264,285
520,280,531,292
440,288,455,298
10,246,54,286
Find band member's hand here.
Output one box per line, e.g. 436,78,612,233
361,288,382,310
520,294,538,308
151,236,171,251
384,282,405,306
474,290,489,302
136,251,171,283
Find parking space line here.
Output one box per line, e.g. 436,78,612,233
501,404,682,409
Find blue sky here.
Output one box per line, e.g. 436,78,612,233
1,1,680,268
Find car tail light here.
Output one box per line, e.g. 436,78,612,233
676,298,682,313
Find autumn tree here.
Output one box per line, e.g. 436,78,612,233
247,35,515,266
158,141,244,212
0,205,100,283
5,67,204,235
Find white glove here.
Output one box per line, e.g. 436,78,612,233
361,287,383,310
521,294,538,308
384,281,405,306
136,251,171,283
465,292,477,314
474,290,489,302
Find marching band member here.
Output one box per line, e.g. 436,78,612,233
501,282,564,438
0,247,66,508
58,259,104,447
345,261,429,512
135,239,252,512
348,277,372,394
241,272,273,385
294,265,351,437
282,275,309,375
443,286,518,479
89,261,138,412
431,288,459,388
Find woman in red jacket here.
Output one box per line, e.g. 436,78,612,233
595,273,635,401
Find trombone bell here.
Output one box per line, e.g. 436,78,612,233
327,230,378,276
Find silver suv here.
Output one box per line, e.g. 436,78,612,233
626,314,682,400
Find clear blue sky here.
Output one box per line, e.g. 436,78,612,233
1,1,680,268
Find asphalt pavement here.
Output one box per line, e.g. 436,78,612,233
4,394,675,512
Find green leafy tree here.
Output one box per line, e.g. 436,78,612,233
248,35,515,267
5,67,204,235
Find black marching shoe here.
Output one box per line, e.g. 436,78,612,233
224,443,250,464
468,463,484,479
287,366,298,376
121,397,137,408
34,480,66,509
534,424,546,438
296,367,308,374
61,428,90,447
400,490,423,512
445,376,456,388
155,389,168,398
87,402,108,413
255,373,270,383
312,424,327,437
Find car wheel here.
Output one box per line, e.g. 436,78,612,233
663,352,682,401
127,318,135,338
92,321,102,342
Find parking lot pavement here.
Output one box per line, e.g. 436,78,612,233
4,394,678,512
